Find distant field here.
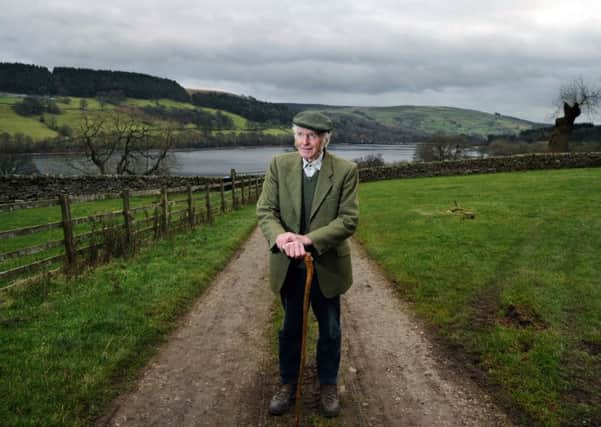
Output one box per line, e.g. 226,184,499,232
0,94,278,142
357,168,601,426
324,105,540,137
262,127,290,136
0,103,57,138
0,96,19,104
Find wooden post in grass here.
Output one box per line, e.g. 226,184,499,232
240,175,246,205
231,169,238,210
153,205,160,239
205,181,213,223
220,178,226,213
187,185,194,228
122,190,134,250
59,194,76,266
160,187,168,236
255,175,260,201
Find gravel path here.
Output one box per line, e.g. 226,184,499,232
337,241,511,426
98,227,511,426
98,228,273,426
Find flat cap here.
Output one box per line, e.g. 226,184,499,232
292,111,333,132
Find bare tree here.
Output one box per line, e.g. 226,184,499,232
72,112,176,175
549,78,601,152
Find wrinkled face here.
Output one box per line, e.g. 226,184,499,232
294,126,325,161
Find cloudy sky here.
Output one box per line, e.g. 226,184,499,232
2,0,601,123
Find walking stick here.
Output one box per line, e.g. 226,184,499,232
295,253,314,427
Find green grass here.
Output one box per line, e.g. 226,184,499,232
0,189,237,282
0,104,57,139
263,128,291,136
325,105,538,137
356,168,601,426
0,205,257,426
124,98,196,110
0,94,287,144
0,96,19,104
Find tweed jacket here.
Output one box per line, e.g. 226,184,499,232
256,151,359,298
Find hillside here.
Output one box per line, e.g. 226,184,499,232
284,103,545,143
0,62,546,148
0,62,188,101
184,88,544,141
0,94,290,152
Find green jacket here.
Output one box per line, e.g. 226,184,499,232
256,151,359,298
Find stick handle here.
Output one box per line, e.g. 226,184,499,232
295,253,314,427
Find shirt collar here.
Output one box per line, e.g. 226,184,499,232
302,151,324,171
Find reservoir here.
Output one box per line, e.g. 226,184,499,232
29,143,421,176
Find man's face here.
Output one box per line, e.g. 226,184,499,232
294,126,325,161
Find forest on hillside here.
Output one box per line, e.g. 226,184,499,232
0,62,188,101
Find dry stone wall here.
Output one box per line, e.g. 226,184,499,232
2,152,601,203
0,175,218,203
357,152,601,182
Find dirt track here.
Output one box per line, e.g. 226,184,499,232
98,227,511,426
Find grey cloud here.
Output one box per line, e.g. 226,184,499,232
2,0,601,122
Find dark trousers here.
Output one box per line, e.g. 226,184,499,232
279,266,341,385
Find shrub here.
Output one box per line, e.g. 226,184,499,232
487,139,548,156
353,153,385,168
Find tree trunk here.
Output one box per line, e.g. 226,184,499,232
549,102,581,152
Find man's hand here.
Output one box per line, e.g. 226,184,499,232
275,232,297,251
275,233,313,259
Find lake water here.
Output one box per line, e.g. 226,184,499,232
30,143,420,176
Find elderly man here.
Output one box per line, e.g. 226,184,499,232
256,111,359,417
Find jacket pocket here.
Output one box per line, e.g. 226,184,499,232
336,242,351,256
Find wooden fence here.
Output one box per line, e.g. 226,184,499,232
0,170,264,291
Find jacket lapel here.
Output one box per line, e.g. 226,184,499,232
285,154,302,230
310,152,333,222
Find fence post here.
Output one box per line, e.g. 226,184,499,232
59,194,76,266
254,175,259,201
160,187,168,236
231,169,238,209
187,184,194,228
220,178,226,213
241,175,247,205
153,205,160,239
205,182,213,223
122,190,134,251
246,175,251,203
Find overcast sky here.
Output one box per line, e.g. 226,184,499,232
2,0,601,123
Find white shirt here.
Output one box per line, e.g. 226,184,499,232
302,151,324,178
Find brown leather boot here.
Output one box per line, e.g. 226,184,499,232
269,383,296,415
320,384,340,417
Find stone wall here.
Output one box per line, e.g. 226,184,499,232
357,152,601,182
0,174,234,203
2,152,601,203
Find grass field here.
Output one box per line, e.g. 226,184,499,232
2,167,599,425
0,205,257,426
329,105,538,137
0,189,236,283
0,103,58,138
357,168,601,426
0,94,279,143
